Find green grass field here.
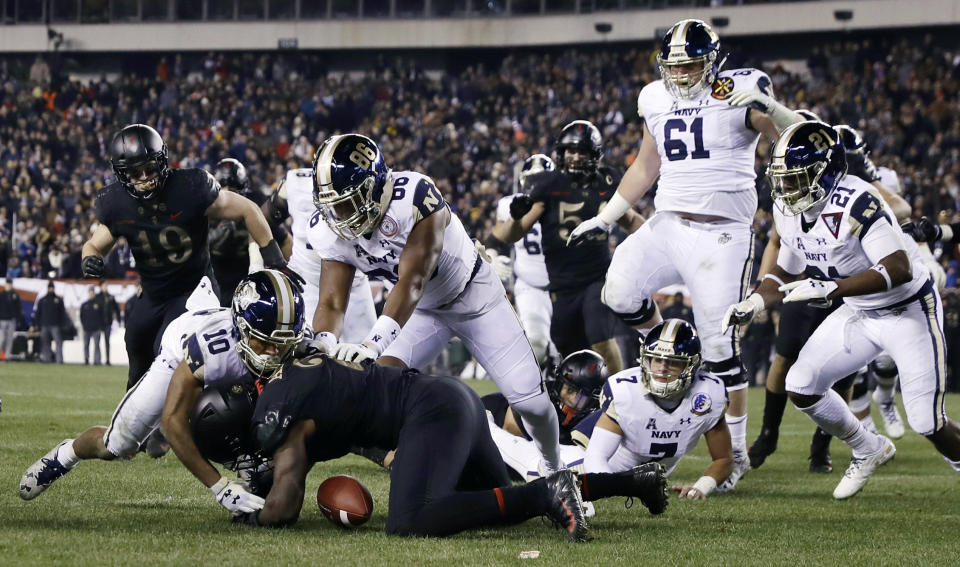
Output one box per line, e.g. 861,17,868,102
1,363,958,567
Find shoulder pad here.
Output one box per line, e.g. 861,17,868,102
525,170,559,201
848,190,890,239
722,68,773,97
183,333,206,379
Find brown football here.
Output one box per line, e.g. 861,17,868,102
316,475,374,528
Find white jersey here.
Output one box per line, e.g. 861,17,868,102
283,168,372,293
165,307,249,385
774,175,929,311
308,170,479,310
637,68,769,224
599,369,727,475
496,194,548,289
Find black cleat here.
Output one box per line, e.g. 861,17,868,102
543,469,588,542
627,462,669,515
809,449,833,474
748,432,778,469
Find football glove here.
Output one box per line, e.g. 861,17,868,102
720,293,765,334
566,216,612,247
333,341,379,365
211,478,265,514
81,255,105,279
900,217,942,243
779,279,839,304
924,257,947,291
492,254,513,283
727,86,799,130
509,194,534,220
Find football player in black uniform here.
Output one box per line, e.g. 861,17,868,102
81,124,290,390
496,121,644,373
209,158,289,306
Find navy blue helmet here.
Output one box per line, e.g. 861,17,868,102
555,120,603,176
518,153,555,193
549,349,608,427
767,120,848,215
110,124,169,200
231,269,305,379
312,133,392,240
657,19,721,100
214,158,249,192
640,319,702,399
834,125,866,153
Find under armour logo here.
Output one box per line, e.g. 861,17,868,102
645,418,657,430
679,418,692,425
815,238,827,246
380,239,391,248
232,495,241,505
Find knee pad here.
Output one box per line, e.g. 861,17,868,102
703,356,748,391
869,354,898,388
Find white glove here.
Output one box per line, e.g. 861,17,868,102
211,477,265,514
333,341,379,364
924,258,947,291
492,254,514,283
720,293,765,334
566,216,612,247
727,86,801,130
779,279,839,303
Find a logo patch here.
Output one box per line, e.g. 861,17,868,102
711,77,735,100
821,212,843,238
718,232,731,245
380,214,399,237
691,392,712,415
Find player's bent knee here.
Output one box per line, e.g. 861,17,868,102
787,391,820,409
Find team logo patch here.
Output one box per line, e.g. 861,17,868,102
711,77,735,100
718,232,732,245
691,392,712,415
379,215,399,237
821,212,843,239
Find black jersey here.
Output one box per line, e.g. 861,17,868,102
95,169,220,302
252,356,412,463
526,167,622,292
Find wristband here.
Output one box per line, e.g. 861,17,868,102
746,293,766,312
210,477,229,495
691,475,717,497
314,331,338,352
870,264,892,290
363,315,401,356
597,192,633,226
761,273,786,288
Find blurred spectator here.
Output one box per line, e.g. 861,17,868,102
96,281,120,365
80,286,104,365
31,281,67,363
0,278,21,361
661,291,695,325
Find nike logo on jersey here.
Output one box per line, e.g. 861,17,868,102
171,211,183,219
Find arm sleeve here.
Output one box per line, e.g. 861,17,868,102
776,239,807,275
583,426,621,474
861,215,907,265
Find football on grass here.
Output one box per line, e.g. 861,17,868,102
317,475,374,527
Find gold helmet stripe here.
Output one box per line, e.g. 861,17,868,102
264,269,296,332
314,134,343,189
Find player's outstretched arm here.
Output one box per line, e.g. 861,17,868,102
673,416,734,500
871,182,912,224
583,414,624,474
497,202,545,244
160,362,222,489
313,259,355,340
253,420,315,528
207,190,287,270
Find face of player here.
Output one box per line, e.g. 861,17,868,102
647,357,686,385
559,383,584,410
126,160,162,193
666,61,705,88
563,148,592,173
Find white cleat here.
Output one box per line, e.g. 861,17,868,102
19,439,74,501
872,391,905,439
833,436,896,500
716,449,750,493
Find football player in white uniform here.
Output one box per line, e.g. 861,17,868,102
264,168,376,342
567,19,791,489
723,122,960,499
485,154,555,364
306,134,564,474
19,271,303,514
584,319,734,501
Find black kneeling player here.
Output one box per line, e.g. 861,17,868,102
496,121,644,373
209,158,289,305
81,124,290,390
211,354,667,539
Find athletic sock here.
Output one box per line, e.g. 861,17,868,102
859,415,878,435
57,441,80,468
726,413,747,453
495,480,550,521
760,390,788,439
799,389,882,458
873,383,895,405
512,392,563,471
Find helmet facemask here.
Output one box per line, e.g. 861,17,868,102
640,346,700,400
658,51,717,100
768,157,829,216
314,175,387,241
115,157,167,200
558,148,597,177
235,316,302,379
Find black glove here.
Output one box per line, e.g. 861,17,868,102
845,149,880,182
900,217,942,242
81,255,105,279
509,194,534,220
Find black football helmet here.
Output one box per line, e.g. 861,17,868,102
518,153,555,193
191,381,259,469
213,158,249,192
312,133,392,241
555,120,603,177
549,349,608,428
110,124,169,200
767,120,848,215
232,270,306,379
640,319,702,399
657,19,722,100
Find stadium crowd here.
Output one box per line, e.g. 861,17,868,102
2,30,960,380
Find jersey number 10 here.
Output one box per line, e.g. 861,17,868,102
663,118,711,162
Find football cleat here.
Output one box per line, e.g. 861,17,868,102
872,391,905,439
19,439,73,500
747,432,778,469
808,449,834,474
833,436,896,500
716,449,750,492
543,469,588,543
143,430,170,459
625,462,669,515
